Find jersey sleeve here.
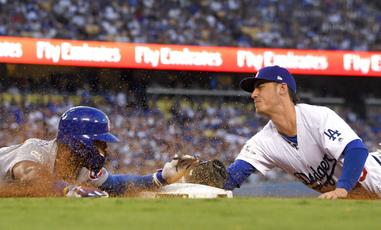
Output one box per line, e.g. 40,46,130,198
5,143,46,179
235,134,275,176
318,108,361,160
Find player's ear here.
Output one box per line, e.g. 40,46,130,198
278,83,288,95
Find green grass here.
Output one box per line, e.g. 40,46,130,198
0,198,380,230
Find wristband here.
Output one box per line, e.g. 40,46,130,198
153,170,168,187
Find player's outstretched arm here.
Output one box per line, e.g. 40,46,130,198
224,159,256,190
95,155,199,196
319,139,368,199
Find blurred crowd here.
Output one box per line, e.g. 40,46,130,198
0,0,380,50
1,89,380,175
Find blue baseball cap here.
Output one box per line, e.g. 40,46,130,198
240,65,297,93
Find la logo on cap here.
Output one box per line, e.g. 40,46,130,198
277,76,283,81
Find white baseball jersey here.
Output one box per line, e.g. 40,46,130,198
237,103,381,197
0,138,95,185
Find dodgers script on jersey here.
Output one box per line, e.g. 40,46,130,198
237,103,381,197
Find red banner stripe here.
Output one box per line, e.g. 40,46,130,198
0,36,380,77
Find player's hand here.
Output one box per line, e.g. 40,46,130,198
318,188,348,200
64,185,109,198
88,168,109,187
161,155,199,184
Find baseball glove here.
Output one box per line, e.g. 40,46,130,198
184,159,227,189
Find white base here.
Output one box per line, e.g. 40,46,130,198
140,183,233,199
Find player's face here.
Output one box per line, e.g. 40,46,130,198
55,144,83,182
56,141,108,181
251,81,282,115
95,141,108,157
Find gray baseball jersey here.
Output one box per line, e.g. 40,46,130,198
0,138,97,185
0,138,57,185
237,103,381,197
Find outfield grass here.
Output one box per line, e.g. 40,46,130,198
0,198,380,230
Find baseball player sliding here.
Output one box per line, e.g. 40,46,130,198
224,65,381,199
0,106,198,197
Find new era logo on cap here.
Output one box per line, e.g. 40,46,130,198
239,65,297,93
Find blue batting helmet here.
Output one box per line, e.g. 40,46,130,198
56,106,119,172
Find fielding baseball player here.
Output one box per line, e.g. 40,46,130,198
224,65,381,199
0,106,197,197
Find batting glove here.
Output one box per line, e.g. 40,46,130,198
88,168,109,187
64,185,109,198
